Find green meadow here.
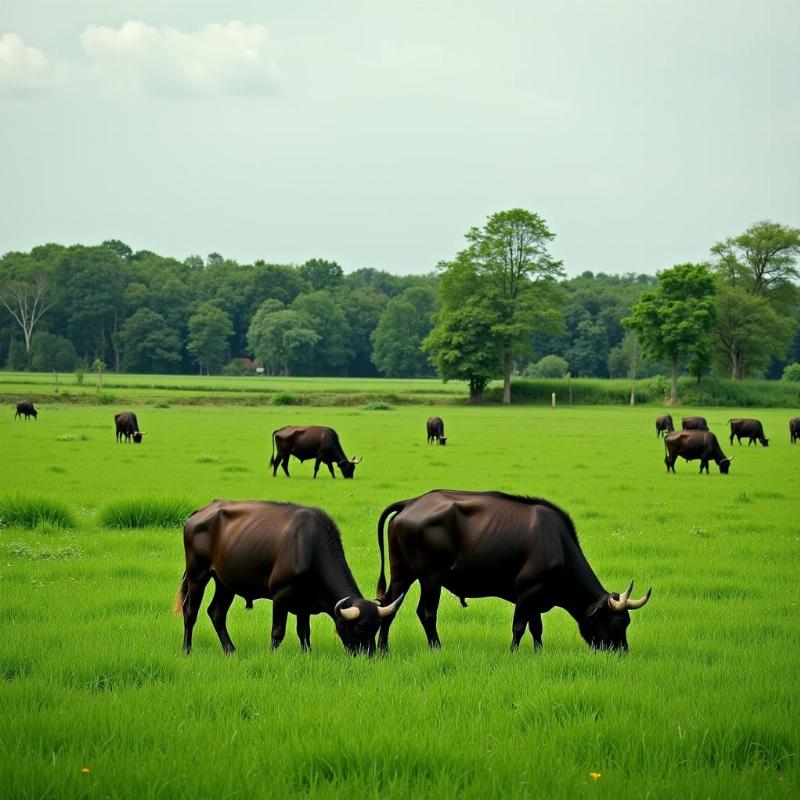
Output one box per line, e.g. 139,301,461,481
1,398,799,799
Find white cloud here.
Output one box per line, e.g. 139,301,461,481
0,33,64,93
80,21,277,96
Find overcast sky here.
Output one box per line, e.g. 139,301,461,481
1,1,798,276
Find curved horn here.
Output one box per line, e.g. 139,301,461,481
376,593,405,618
608,581,633,611
334,597,360,620
626,587,652,610
351,456,362,464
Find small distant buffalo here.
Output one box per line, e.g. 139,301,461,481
728,418,769,447
681,416,708,431
270,425,361,479
115,411,145,444
655,415,674,437
426,416,446,445
14,401,37,420
664,430,733,474
791,418,800,445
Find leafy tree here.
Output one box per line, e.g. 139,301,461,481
187,304,233,375
0,253,55,352
371,285,438,377
206,252,224,267
102,240,133,261
299,258,344,291
29,331,77,372
460,209,565,402
338,284,389,377
291,290,352,375
782,363,800,382
625,263,716,404
247,304,319,375
119,309,182,373
524,355,569,379
713,286,796,378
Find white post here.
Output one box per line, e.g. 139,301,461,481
551,392,556,408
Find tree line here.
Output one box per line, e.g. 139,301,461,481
1,214,798,402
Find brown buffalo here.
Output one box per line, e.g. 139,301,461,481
681,416,708,431
728,418,769,447
664,430,732,474
426,416,446,445
115,411,144,443
655,414,674,437
791,418,800,445
14,401,37,420
270,426,361,478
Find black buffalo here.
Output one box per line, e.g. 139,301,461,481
426,416,447,445
655,414,674,437
175,500,404,655
14,401,37,420
728,418,769,447
375,490,650,652
114,411,144,443
664,430,733,474
270,425,361,479
681,416,708,431
791,418,800,444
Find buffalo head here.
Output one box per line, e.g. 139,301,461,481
579,581,651,651
337,457,362,479
334,594,404,655
438,437,447,445
719,457,733,474
133,431,145,444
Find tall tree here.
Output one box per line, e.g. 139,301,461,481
462,209,564,402
119,309,183,373
0,253,55,353
299,258,344,291
186,304,233,375
625,263,716,404
247,303,319,375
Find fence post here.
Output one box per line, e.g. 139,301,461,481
551,392,556,408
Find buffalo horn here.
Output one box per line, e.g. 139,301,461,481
334,597,360,620
351,456,363,464
625,587,652,610
376,593,405,618
608,581,634,611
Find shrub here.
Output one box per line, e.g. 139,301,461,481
781,363,800,382
363,402,394,410
0,494,75,529
152,401,170,409
55,433,90,442
195,454,221,464
98,496,196,529
524,355,570,379
271,392,298,405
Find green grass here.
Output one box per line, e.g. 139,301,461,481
1,402,799,798
97,496,197,529
0,492,75,529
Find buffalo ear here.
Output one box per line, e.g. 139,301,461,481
585,598,606,619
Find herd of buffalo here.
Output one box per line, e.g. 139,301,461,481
13,400,800,656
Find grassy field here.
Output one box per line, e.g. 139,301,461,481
1,401,799,799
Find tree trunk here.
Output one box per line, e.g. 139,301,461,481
469,378,483,404
669,360,678,404
502,355,511,404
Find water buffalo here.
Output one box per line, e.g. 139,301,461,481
681,416,708,431
426,416,446,445
728,418,769,447
375,490,651,652
14,401,37,420
270,426,361,478
175,500,404,655
655,414,674,437
791,418,800,444
664,430,732,474
114,411,144,443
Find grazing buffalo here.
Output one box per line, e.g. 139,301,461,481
114,411,144,444
270,426,361,479
664,430,733,474
175,500,404,655
14,401,37,420
681,416,708,431
791,418,800,444
728,418,769,447
655,414,674,437
375,490,651,652
426,416,447,445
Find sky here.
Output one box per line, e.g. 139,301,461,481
1,1,798,277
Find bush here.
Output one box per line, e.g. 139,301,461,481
363,402,394,410
222,358,257,376
0,493,74,529
524,355,570,379
98,496,196,529
781,363,800,382
271,392,298,406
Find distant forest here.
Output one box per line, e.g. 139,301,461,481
1,232,798,382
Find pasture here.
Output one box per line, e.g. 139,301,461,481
1,401,799,799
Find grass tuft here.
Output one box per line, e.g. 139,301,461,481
0,493,74,529
97,495,196,529
363,402,394,410
55,433,90,442
271,392,299,405
195,454,221,464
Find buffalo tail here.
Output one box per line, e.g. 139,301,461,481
269,428,278,468
376,499,411,600
173,572,188,615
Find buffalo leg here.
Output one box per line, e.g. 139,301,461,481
510,603,528,651
296,613,311,651
511,586,545,651
270,590,292,650
378,576,414,652
182,569,211,654
327,462,336,478
417,579,442,648
207,576,236,654
313,459,320,478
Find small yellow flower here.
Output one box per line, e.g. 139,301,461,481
589,772,602,781
81,768,90,775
